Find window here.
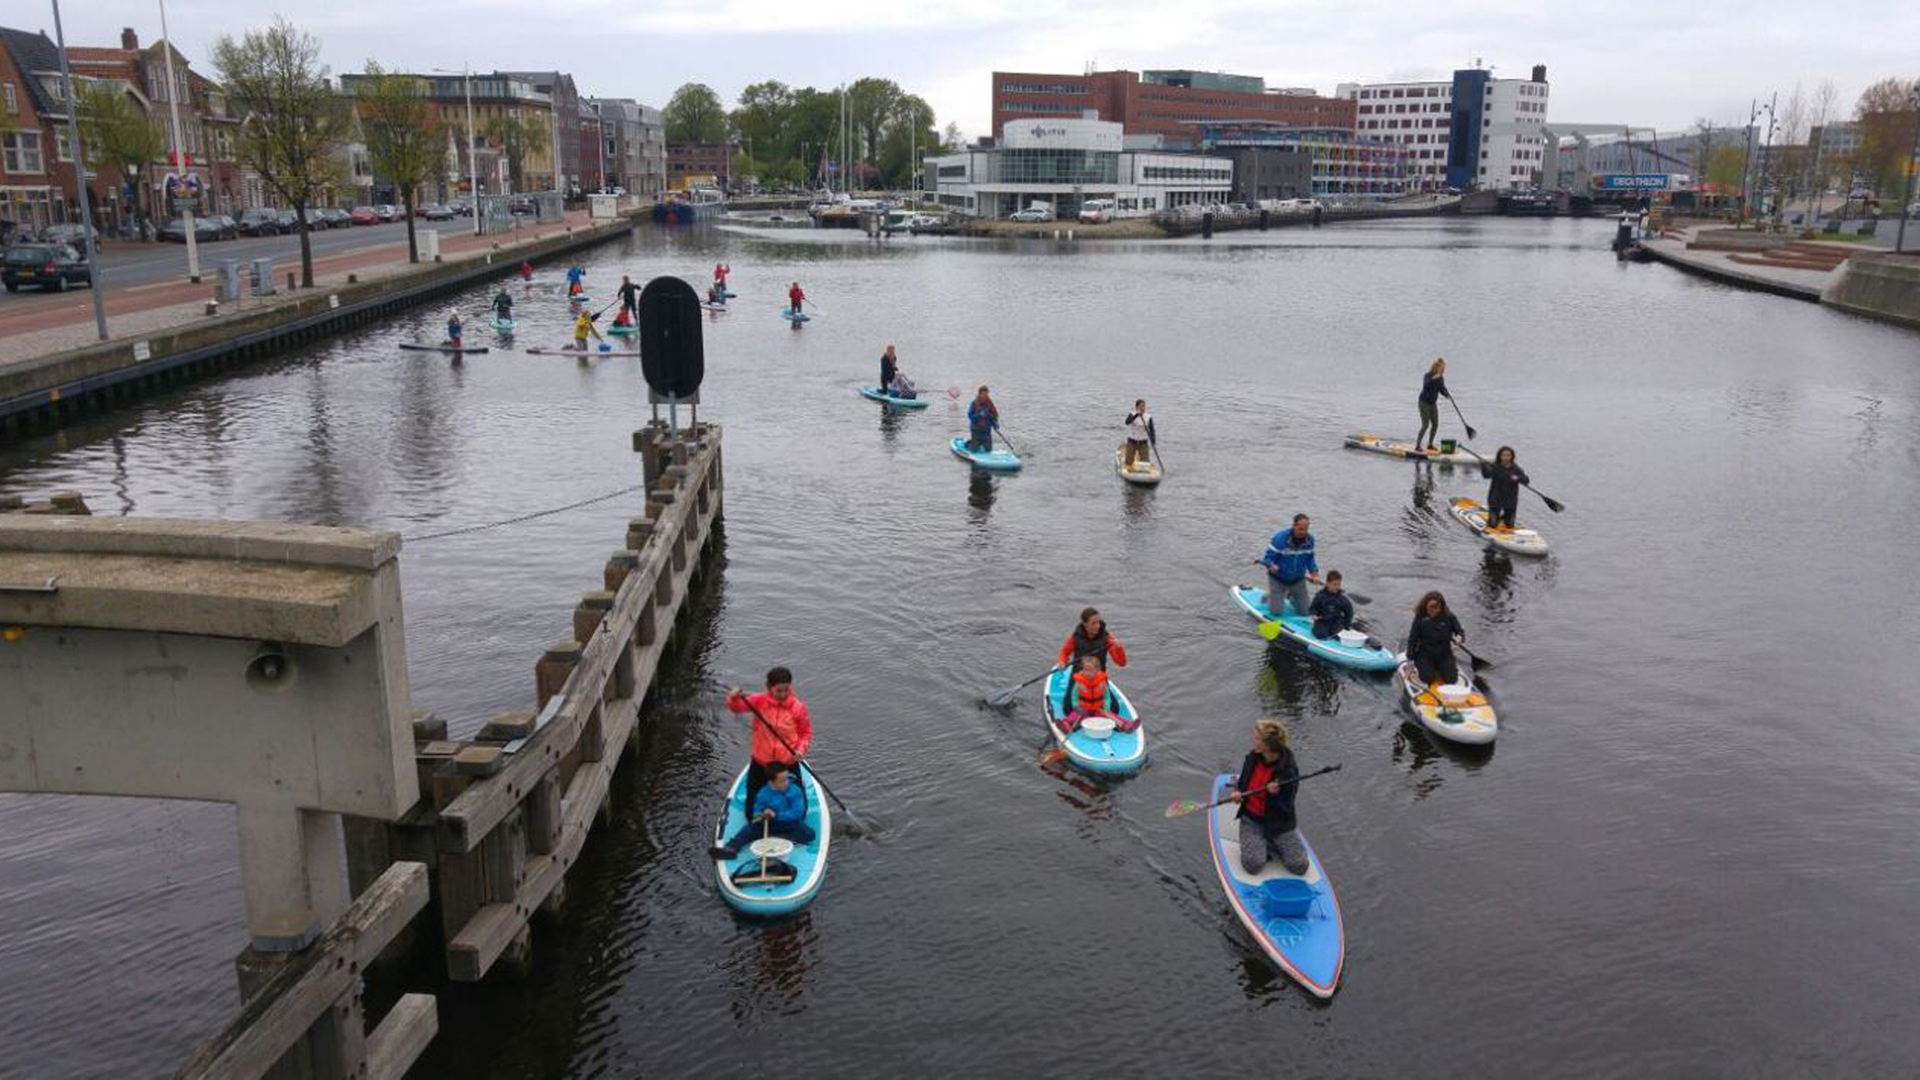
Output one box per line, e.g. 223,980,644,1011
3,131,43,172
2,83,13,113
56,129,70,162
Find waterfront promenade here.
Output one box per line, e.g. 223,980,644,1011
1641,224,1920,327
0,209,606,366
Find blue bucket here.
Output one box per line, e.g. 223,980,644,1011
1256,878,1316,918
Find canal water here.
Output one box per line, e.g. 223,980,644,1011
4,218,1919,1077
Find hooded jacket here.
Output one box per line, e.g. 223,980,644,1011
728,691,812,765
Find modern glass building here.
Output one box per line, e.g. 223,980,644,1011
926,119,1232,219
1192,123,1411,197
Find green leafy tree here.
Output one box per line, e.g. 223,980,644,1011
354,63,444,262
846,77,902,162
1706,146,1747,193
76,80,165,240
483,113,549,193
664,83,728,144
213,18,349,286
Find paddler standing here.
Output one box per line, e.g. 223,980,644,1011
966,386,999,452
726,667,813,812
1480,446,1529,531
787,281,806,316
1122,398,1157,470
1261,513,1321,618
1416,357,1452,453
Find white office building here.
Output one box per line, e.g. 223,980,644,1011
925,118,1232,219
1336,65,1551,191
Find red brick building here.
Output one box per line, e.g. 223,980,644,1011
666,143,734,191
992,70,1354,149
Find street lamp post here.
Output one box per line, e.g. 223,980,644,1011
1897,84,1918,255
49,0,106,341
157,0,199,281
432,67,481,236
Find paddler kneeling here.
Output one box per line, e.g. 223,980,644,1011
709,760,813,860
1224,719,1308,875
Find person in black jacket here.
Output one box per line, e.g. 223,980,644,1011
1480,445,1529,530
1406,590,1466,687
1224,718,1307,874
1308,571,1355,640
880,345,898,393
1416,357,1450,452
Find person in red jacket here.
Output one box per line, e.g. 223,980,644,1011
727,666,813,810
1057,607,1127,672
787,281,806,315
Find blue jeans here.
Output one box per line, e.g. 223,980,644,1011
725,818,814,853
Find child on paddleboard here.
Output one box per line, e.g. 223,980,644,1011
1061,653,1137,733
709,760,813,860
1225,719,1309,875
1308,571,1355,640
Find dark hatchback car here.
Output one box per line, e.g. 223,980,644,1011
236,208,282,236
275,209,299,232
320,208,352,228
3,243,93,292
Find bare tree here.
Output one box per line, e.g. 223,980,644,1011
1806,79,1839,219
213,19,349,287
1691,118,1716,183
1771,84,1808,221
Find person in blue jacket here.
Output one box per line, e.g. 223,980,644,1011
1308,571,1354,640
967,386,999,452
710,760,813,860
1263,513,1321,619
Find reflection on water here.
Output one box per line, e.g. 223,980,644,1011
6,218,1920,1076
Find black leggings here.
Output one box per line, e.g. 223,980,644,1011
1413,650,1459,686
1488,503,1517,529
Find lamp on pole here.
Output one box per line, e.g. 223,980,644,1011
1897,83,1918,255
156,0,200,281
433,67,481,236
49,0,106,341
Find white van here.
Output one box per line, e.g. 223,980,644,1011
1078,198,1116,224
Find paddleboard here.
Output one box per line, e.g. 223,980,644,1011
711,764,831,917
398,343,489,354
524,346,641,357
702,303,730,313
782,309,811,323
1115,443,1162,486
1395,658,1498,745
607,324,637,336
1343,434,1477,466
1207,773,1344,997
567,294,592,304
489,317,516,333
1230,586,1396,672
1041,667,1146,776
949,437,1021,471
859,386,930,410
1449,497,1548,556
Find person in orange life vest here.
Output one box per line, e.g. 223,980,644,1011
1058,653,1110,733
1057,606,1128,672
1223,718,1308,875
611,306,633,330
787,282,806,314
519,260,533,282
727,665,812,810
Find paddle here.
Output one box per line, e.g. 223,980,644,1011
1149,438,1164,473
1457,446,1566,514
1247,562,1372,606
1446,395,1478,441
728,814,796,886
1164,764,1344,818
985,664,1066,708
1453,639,1494,672
993,424,1022,457
737,692,871,836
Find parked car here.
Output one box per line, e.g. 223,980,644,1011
2,243,92,292
301,208,332,230
275,209,299,232
372,204,399,222
321,208,352,228
160,214,237,242
509,196,536,216
447,199,472,217
349,206,379,225
41,223,99,248
236,208,282,236
1077,198,1116,224
1009,205,1055,223
420,203,455,221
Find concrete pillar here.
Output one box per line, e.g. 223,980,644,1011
237,804,351,952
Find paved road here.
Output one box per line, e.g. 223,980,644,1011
2,218,484,302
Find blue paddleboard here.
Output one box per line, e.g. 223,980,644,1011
1230,586,1396,672
859,386,930,409
949,437,1020,471
1207,773,1343,997
1040,668,1145,776
712,764,831,917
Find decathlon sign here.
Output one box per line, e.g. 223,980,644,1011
1597,173,1674,191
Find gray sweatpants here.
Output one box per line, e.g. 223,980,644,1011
1267,574,1309,619
1239,818,1309,875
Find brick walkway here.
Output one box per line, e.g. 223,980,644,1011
0,210,605,367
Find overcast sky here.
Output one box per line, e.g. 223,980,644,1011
44,0,1919,139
